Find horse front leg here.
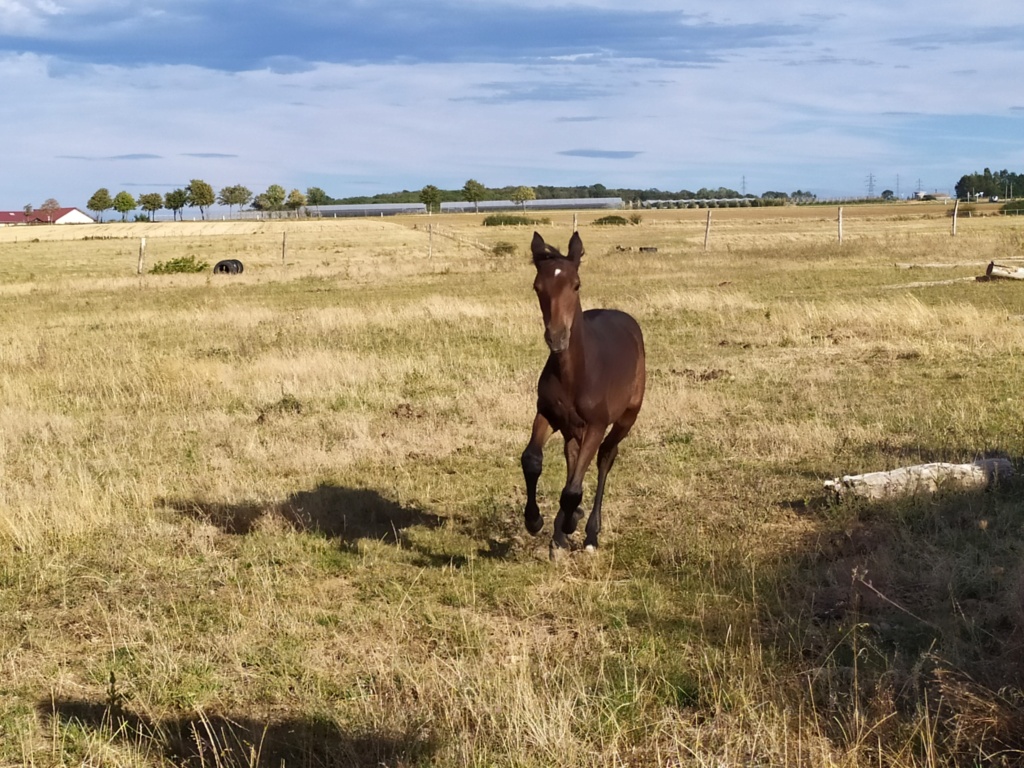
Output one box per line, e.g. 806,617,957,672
521,413,552,535
551,425,604,557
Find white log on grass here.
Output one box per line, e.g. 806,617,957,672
980,261,1024,281
824,459,1014,501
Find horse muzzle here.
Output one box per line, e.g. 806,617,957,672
545,328,570,353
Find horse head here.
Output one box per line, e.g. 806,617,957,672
531,231,584,353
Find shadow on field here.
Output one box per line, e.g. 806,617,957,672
765,458,1024,761
164,483,443,544
39,698,433,767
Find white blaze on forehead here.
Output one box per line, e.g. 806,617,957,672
554,268,562,276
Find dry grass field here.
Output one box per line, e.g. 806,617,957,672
2,203,1024,766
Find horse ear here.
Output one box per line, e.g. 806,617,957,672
531,231,549,264
567,231,584,264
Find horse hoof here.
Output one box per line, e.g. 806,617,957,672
549,542,567,561
524,513,544,536
584,544,598,555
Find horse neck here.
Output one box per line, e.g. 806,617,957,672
555,301,588,391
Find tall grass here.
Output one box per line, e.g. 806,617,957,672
2,211,1024,765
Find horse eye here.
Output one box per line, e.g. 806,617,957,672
573,282,581,292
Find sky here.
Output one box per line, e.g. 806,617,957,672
1,1,1023,211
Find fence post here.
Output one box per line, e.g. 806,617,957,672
703,209,712,252
838,207,843,244
282,231,287,265
137,237,146,274
951,199,959,236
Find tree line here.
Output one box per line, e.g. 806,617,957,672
83,181,332,222
954,168,1021,201
343,181,819,209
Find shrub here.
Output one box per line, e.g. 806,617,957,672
592,215,629,226
629,213,643,225
149,255,209,274
1001,199,1024,215
482,214,550,227
492,241,517,257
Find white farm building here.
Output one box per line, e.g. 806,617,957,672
0,207,95,226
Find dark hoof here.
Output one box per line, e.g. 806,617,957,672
561,506,585,535
525,512,544,536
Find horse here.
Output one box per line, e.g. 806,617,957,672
521,231,646,557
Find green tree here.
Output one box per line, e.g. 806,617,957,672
419,184,442,214
511,185,536,210
263,184,286,215
87,188,114,222
285,188,307,215
185,179,215,220
164,188,187,221
217,184,253,218
112,191,137,221
138,193,164,221
23,204,33,215
306,186,330,216
462,179,486,213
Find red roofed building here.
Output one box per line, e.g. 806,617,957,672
0,207,95,226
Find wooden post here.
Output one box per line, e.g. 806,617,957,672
703,209,712,252
951,198,959,236
281,231,287,265
428,223,433,259
573,213,578,232
838,206,843,244
137,237,146,274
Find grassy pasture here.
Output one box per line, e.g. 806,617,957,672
2,205,1024,766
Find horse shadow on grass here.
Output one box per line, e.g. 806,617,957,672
38,697,433,768
163,483,512,565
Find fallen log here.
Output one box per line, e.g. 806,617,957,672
824,459,1014,501
979,261,1024,281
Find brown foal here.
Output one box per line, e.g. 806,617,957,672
521,231,646,557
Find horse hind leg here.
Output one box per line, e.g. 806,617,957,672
521,413,552,535
583,417,636,552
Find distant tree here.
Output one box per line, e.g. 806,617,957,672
217,184,253,218
306,186,330,216
419,184,442,214
790,189,817,203
23,204,32,215
139,193,164,221
462,179,486,213
263,184,286,215
185,179,215,220
112,191,137,221
40,198,60,213
511,185,536,210
285,188,307,214
87,188,114,222
165,188,187,221
881,189,895,201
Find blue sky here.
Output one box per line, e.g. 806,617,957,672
1,1,1023,210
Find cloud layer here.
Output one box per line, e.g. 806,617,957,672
2,1,1022,208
